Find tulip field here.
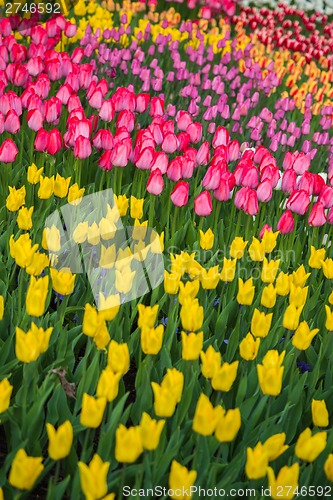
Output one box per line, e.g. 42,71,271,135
2,0,333,498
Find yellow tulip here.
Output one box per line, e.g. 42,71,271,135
98,293,120,322
261,257,280,283
151,382,178,417
115,424,143,463
289,283,308,308
245,443,269,479
46,420,73,460
115,267,136,294
200,266,220,289
181,331,203,360
161,368,184,403
6,186,26,211
321,258,333,279
114,194,128,216
139,412,165,451
99,217,116,241
199,228,214,250
68,183,85,205
78,454,109,499
0,378,13,413
50,267,76,295
308,246,325,269
141,325,164,355
239,332,260,360
9,449,44,490
211,361,239,391
38,175,54,199
164,271,180,294
87,222,100,245
96,366,122,402
283,304,303,330
130,195,144,219
80,394,106,428
200,345,221,379
25,252,49,276
251,309,273,338
108,340,130,375
325,305,333,330
27,163,43,184
17,206,34,230
180,298,204,332
262,433,289,461
324,454,333,481
168,460,197,500
275,272,290,296
312,399,329,427
138,304,159,329
237,277,255,305
292,321,319,350
42,225,61,252
192,393,223,436
260,283,276,308
99,244,116,269
261,230,279,253
54,174,71,198
215,408,241,443
257,350,285,396
230,236,247,259
26,275,49,317
248,237,265,261
295,428,327,462
290,265,310,287
267,463,299,500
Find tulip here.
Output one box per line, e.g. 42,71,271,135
324,454,333,481
281,169,297,193
164,271,180,295
46,421,73,460
261,284,277,308
277,210,294,234
78,455,110,499
139,413,165,451
200,345,221,379
0,378,13,413
308,246,325,269
215,408,241,442
151,382,177,417
237,278,255,306
257,350,285,396
50,268,75,296
180,298,204,332
26,275,49,317
9,449,44,491
283,304,303,330
275,272,290,296
141,325,164,355
263,433,289,461
161,368,184,403
192,392,223,438
199,228,214,250
38,175,54,199
108,340,130,374
74,135,92,159
27,163,43,184
146,168,164,195
251,309,273,338
130,196,144,219
0,138,18,162
325,305,333,330
200,266,220,289
0,296,3,321
295,428,327,462
54,174,71,198
68,184,84,205
245,443,269,480
248,237,265,262
194,190,212,216
321,258,333,279
261,258,280,283
291,264,310,289
267,463,299,500
211,361,239,391
230,237,247,259
308,202,326,226
170,181,189,207
169,461,197,500
312,399,329,427
286,190,310,215
96,367,122,402
220,257,237,282
80,394,106,428
6,186,26,212
181,331,203,361
292,321,318,351
239,333,260,360
17,206,34,230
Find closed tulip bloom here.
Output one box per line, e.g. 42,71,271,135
286,189,311,215
115,424,143,463
9,449,44,491
261,258,280,283
248,237,265,261
237,278,255,306
162,368,184,403
164,271,180,294
262,433,289,461
0,138,18,163
295,428,327,462
308,246,325,269
146,168,164,195
97,366,122,402
98,293,120,322
275,272,290,296
26,275,49,317
199,228,214,250
42,225,61,252
87,222,100,246
261,230,279,253
54,174,71,198
78,454,109,499
80,394,106,428
239,333,260,360
30,322,53,353
215,408,241,442
170,181,189,207
283,304,303,330
211,361,239,391
289,283,308,308
257,350,285,396
151,382,177,417
27,163,44,184
200,266,220,289
230,236,247,259
292,321,319,350
267,463,299,500
130,196,144,219
308,202,326,226
261,284,277,308
194,190,213,216
220,257,237,282
192,393,224,436
46,420,73,460
325,305,333,330
68,183,85,205
312,399,329,427
324,454,333,481
50,268,76,295
141,325,164,355
277,210,295,234
290,265,311,288
72,222,88,244
10,234,38,269
38,175,54,199
15,326,41,363
108,340,130,374
17,206,33,230
200,346,221,379
321,258,333,279
0,378,13,413
181,331,203,360
245,443,269,479
140,412,165,451
26,253,49,277
180,298,204,331
6,186,26,211
138,304,159,329
169,460,197,500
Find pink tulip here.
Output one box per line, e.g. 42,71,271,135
98,150,112,171
74,136,92,159
110,140,131,167
196,141,210,166
0,139,18,162
234,187,258,216
259,224,272,238
150,96,164,116
34,129,49,152
47,129,62,155
136,147,154,170
213,178,230,201
286,190,311,215
308,202,326,227
135,94,150,113
151,152,168,174
277,210,295,234
117,110,135,133
228,140,240,161
212,126,230,148
176,110,192,131
167,158,182,182
170,181,189,207
281,169,297,194
202,164,221,190
27,108,44,131
45,97,62,124
318,185,333,208
194,190,213,216
146,168,164,195
293,153,310,175
242,166,259,188
257,179,273,202
186,122,202,143
161,133,178,154
92,130,113,151
312,174,325,197
4,110,20,134
177,132,191,152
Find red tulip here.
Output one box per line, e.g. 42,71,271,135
308,202,326,227
92,130,113,151
47,129,62,155
34,129,49,152
259,224,272,238
277,210,295,234
0,139,18,162
146,168,164,195
170,181,189,207
286,190,311,215
135,94,150,113
194,190,213,216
